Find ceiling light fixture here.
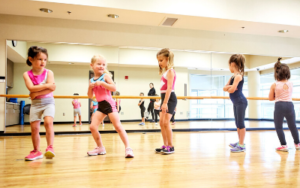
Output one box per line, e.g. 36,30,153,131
107,14,119,18
278,30,288,33
39,8,53,13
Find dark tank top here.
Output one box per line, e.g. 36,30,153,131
139,100,145,109
229,75,246,102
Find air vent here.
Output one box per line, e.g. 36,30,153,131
161,18,178,26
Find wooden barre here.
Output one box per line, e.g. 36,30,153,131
1,94,300,101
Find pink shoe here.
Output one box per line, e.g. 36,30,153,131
79,123,82,126
276,145,288,152
25,150,43,161
73,124,76,127
295,143,300,150
44,145,55,159
87,147,106,156
125,148,134,158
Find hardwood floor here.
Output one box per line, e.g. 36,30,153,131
1,131,300,187
4,120,297,133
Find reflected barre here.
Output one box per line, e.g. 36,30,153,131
2,94,300,101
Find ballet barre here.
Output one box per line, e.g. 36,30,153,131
1,94,300,101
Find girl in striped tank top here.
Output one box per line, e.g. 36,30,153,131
269,58,300,151
155,48,177,155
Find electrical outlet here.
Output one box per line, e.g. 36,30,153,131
121,112,124,115
180,112,183,115
63,113,65,116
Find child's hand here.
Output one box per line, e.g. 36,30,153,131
30,92,37,100
89,83,95,89
161,103,168,114
95,81,104,86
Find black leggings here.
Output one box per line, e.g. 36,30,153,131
274,102,300,145
154,109,160,123
140,107,145,118
147,101,154,120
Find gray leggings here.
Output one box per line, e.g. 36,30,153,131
233,102,248,129
274,102,300,145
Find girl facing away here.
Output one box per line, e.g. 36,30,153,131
72,93,82,127
269,58,300,151
223,54,248,153
23,46,56,161
87,55,134,158
138,92,146,126
155,48,177,155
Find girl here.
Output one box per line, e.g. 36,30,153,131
146,83,156,122
223,54,248,153
138,93,146,126
23,46,56,161
87,55,134,158
269,58,300,151
115,91,121,113
72,93,82,127
90,98,103,126
155,48,177,155
154,94,160,125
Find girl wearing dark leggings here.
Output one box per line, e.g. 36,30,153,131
154,96,160,125
269,58,300,152
223,54,248,153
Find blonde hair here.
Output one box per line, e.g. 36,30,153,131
157,48,174,75
91,55,112,77
115,91,120,96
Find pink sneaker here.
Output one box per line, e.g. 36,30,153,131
44,145,55,159
295,143,300,150
87,147,106,156
73,124,76,127
25,150,43,161
276,145,288,152
125,148,134,158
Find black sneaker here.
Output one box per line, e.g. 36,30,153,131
155,145,166,153
162,146,175,155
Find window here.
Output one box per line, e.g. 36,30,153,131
190,74,248,119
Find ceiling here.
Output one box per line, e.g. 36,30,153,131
0,0,300,38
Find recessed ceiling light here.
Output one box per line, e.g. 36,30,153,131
40,8,53,13
107,14,119,18
278,30,288,33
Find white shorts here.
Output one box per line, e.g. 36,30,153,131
74,108,81,116
30,97,55,122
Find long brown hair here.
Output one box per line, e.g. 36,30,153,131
228,54,245,76
274,57,290,81
157,48,174,75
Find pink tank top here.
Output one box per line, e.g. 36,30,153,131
160,68,176,93
27,69,53,99
72,99,80,109
275,81,293,102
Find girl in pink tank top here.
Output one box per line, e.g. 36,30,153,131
156,48,177,155
23,46,56,161
269,58,300,151
87,55,134,158
72,93,82,127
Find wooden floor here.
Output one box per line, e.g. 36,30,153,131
5,120,298,133
1,131,300,187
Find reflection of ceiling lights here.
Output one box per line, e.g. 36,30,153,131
278,30,288,33
40,8,53,13
107,14,119,18
69,63,74,64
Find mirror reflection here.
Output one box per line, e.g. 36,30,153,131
5,40,300,133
